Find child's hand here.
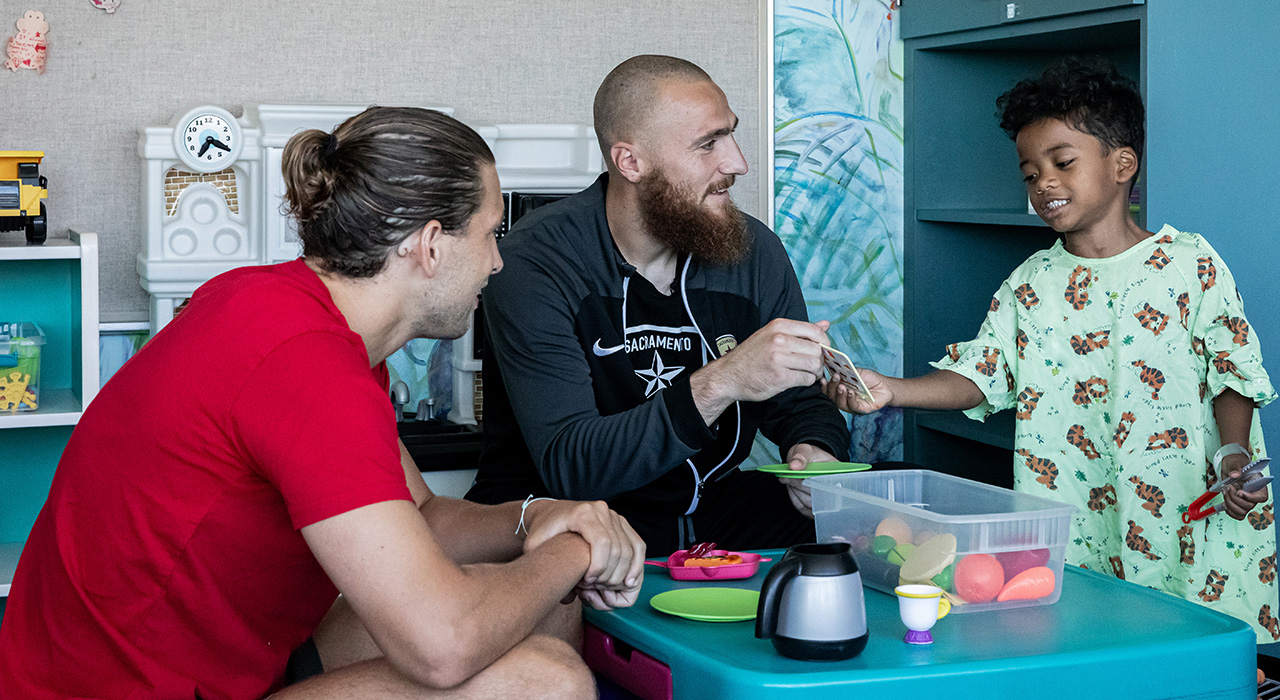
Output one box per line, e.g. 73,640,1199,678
1219,451,1268,520
821,367,891,414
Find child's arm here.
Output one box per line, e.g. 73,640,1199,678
822,368,985,414
1213,387,1268,520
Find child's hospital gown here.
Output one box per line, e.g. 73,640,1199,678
933,225,1278,641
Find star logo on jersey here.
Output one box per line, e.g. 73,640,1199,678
635,352,685,397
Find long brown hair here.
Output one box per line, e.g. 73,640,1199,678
281,106,495,278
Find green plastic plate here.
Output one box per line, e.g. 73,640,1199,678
754,462,873,479
649,587,760,622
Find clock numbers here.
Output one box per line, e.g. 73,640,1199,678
175,108,241,173
182,115,235,166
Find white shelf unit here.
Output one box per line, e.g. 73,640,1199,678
0,230,99,597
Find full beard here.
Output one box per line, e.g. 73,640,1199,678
637,170,750,266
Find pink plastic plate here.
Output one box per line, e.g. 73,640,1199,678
645,550,771,581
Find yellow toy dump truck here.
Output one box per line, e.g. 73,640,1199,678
0,151,48,244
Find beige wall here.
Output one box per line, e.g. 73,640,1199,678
1,1,764,319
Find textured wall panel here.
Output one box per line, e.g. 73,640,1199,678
0,1,762,317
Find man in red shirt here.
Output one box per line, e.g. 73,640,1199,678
0,106,644,699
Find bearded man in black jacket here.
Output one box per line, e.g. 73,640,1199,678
467,55,852,556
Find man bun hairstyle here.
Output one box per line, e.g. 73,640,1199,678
593,54,713,162
997,55,1145,174
281,106,495,278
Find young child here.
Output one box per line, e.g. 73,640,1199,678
829,57,1278,642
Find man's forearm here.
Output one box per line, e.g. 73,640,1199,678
413,532,591,688
303,501,591,690
420,496,527,565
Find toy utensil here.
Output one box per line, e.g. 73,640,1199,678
686,541,717,558
1183,447,1272,524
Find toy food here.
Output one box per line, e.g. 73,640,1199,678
887,542,916,566
899,564,956,592
683,554,744,567
875,516,912,545
996,566,1056,602
931,563,954,590
681,542,743,567
954,553,1004,604
995,548,1050,579
872,535,897,557
899,533,957,583
651,549,771,580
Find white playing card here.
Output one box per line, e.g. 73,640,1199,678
820,345,873,402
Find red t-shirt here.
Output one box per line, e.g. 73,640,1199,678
0,260,412,699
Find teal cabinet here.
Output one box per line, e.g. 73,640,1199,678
901,0,1143,40
0,232,99,596
901,3,1279,482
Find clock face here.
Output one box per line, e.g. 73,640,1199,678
172,106,244,173
182,114,237,170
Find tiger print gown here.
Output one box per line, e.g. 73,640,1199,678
933,225,1278,642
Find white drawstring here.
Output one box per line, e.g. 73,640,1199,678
678,256,742,515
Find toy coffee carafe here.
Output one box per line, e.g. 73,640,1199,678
755,542,868,660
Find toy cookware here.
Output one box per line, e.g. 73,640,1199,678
645,549,771,581
755,542,868,660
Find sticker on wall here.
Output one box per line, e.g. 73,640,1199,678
88,0,120,13
5,10,48,73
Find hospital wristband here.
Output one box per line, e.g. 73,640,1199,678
1213,442,1250,472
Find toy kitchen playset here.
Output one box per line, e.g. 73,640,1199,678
135,104,600,480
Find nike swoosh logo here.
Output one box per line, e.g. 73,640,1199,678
592,339,625,356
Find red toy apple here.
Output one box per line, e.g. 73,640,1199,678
995,548,1050,579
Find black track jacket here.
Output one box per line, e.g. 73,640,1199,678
468,174,849,521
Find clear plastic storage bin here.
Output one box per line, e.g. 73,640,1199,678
809,469,1076,613
0,322,45,412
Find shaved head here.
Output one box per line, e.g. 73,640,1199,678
593,55,714,162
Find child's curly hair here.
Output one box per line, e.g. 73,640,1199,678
997,56,1145,177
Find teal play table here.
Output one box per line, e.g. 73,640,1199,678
583,550,1255,699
